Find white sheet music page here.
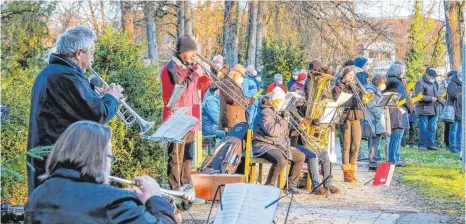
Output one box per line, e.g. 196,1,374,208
214,183,280,224
148,107,197,142
335,92,353,106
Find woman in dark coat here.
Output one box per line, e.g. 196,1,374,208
446,71,462,153
383,62,413,166
252,87,305,191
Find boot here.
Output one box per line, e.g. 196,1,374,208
342,164,356,183
350,164,359,183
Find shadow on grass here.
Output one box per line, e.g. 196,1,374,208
397,147,465,214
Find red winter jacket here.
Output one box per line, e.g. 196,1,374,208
161,56,211,131
266,82,287,94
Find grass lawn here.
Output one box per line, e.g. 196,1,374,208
397,147,465,214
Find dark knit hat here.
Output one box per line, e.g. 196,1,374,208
308,60,323,71
354,57,368,68
176,35,197,53
447,70,457,78
426,67,438,77
343,60,355,67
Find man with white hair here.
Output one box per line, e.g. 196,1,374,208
243,65,262,127
287,68,300,90
212,55,228,79
266,73,287,94
27,26,123,195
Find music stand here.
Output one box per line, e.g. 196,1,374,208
376,92,401,107
316,104,346,125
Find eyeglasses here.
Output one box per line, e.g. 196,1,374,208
107,155,116,165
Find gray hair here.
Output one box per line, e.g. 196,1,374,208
386,63,405,78
56,26,96,58
274,73,283,80
212,55,224,64
246,65,255,75
41,120,111,183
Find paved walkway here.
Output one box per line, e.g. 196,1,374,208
182,141,464,223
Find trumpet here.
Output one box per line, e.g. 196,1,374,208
108,176,195,211
88,68,154,135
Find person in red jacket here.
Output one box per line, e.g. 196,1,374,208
161,35,211,193
266,73,287,94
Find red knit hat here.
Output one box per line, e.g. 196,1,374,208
297,72,307,81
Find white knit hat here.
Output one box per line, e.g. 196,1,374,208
269,87,286,101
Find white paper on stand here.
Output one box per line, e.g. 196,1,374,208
143,107,197,143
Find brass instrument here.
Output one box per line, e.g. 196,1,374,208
89,68,154,135
348,81,375,132
108,176,195,211
353,76,375,104
297,70,336,154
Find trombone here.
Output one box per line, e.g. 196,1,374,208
348,80,375,132
88,68,155,135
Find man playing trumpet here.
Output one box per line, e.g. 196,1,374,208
27,26,124,195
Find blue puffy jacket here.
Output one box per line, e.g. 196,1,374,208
202,93,221,134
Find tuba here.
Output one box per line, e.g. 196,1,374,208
298,70,336,154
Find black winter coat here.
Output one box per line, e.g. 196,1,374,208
414,75,439,116
27,54,118,194
447,75,462,121
25,168,176,224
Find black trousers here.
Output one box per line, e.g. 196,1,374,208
402,122,416,147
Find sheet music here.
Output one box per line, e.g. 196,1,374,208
167,84,186,108
278,92,304,111
144,107,197,143
319,102,339,124
335,92,353,106
214,183,280,224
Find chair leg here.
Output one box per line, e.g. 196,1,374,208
279,168,285,190
250,163,257,183
258,163,263,184
306,171,312,192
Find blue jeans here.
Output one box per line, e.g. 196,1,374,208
418,115,438,149
247,104,258,127
368,134,383,162
203,129,226,139
449,121,462,152
388,128,404,164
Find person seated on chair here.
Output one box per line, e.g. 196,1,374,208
252,87,305,192
25,120,176,223
202,84,226,139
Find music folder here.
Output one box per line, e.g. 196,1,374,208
143,107,197,143
214,183,280,224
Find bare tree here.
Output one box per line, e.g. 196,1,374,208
255,1,263,68
144,1,159,64
222,0,239,65
121,1,135,41
184,0,193,36
246,0,258,66
177,0,185,38
444,0,465,70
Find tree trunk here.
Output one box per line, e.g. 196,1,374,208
100,1,106,31
120,1,134,41
177,0,185,38
184,0,193,36
144,1,159,64
444,1,463,70
222,0,239,65
88,1,99,35
255,1,263,68
246,1,258,66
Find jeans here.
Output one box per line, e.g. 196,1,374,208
449,121,462,152
203,129,226,139
246,104,258,127
418,115,438,149
295,146,332,188
368,134,383,162
388,128,404,164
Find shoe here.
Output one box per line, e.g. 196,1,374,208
428,146,439,151
342,164,358,183
418,147,428,151
193,197,206,204
395,161,406,167
350,164,360,183
288,187,301,194
369,161,378,171
311,186,327,195
327,185,341,194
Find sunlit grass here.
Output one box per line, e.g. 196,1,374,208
398,148,465,214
